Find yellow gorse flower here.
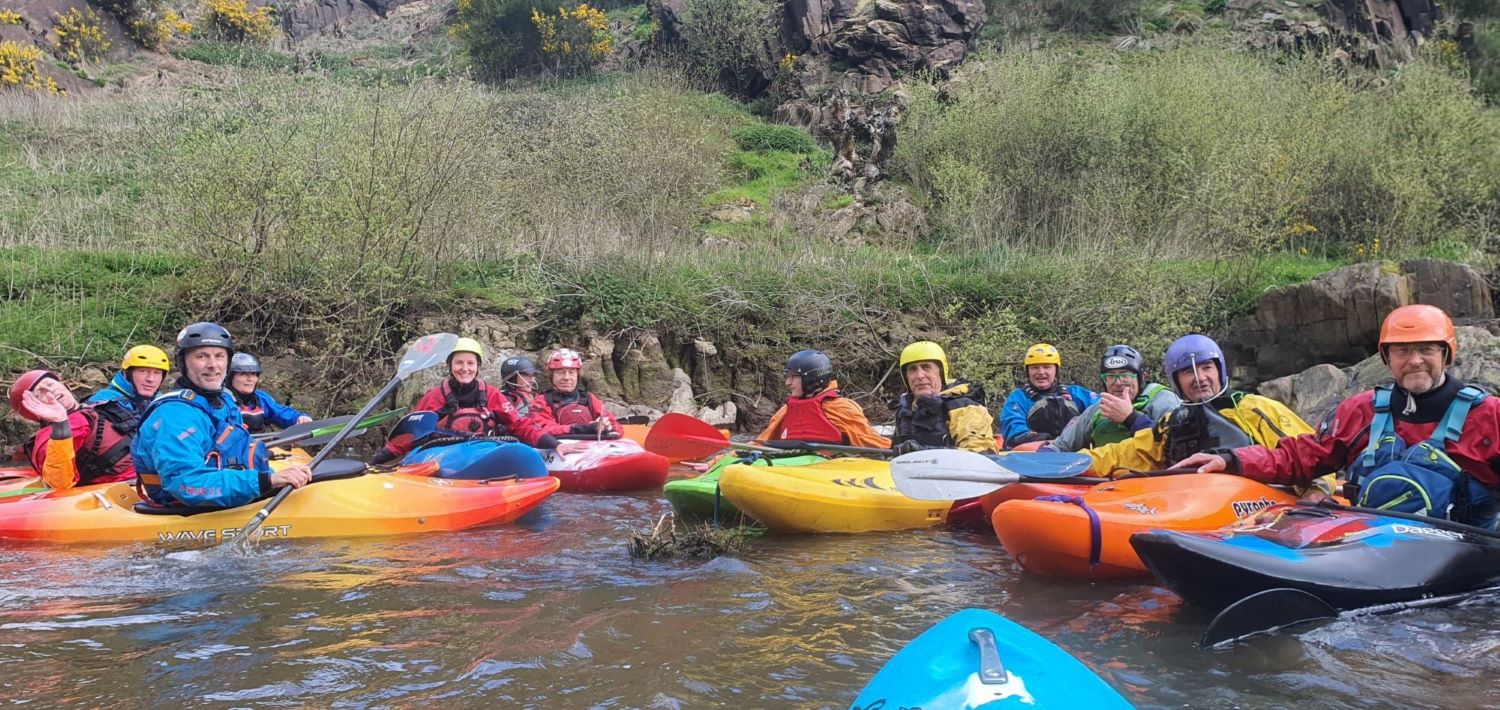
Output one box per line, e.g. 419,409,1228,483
52,7,111,65
531,3,611,59
0,10,23,25
1,40,65,94
205,0,279,43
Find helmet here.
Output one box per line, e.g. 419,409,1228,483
899,341,950,384
785,349,835,395
449,337,485,365
547,348,584,371
1378,304,1457,365
8,370,59,422
501,356,539,385
1164,334,1228,399
1023,343,1062,367
230,353,262,374
1100,345,1144,381
121,345,170,373
175,321,234,363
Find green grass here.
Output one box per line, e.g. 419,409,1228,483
704,149,830,209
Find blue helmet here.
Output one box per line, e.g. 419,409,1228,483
1164,334,1227,399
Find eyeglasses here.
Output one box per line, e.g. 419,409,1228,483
1387,344,1444,361
1100,372,1137,383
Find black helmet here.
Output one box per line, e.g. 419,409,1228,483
174,322,233,368
500,356,539,386
785,349,834,396
1100,344,1144,383
230,352,262,375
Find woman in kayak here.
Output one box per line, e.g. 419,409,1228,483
1178,305,1500,527
531,348,620,439
891,341,997,455
9,370,139,490
756,349,890,448
999,343,1099,449
131,322,312,507
1050,345,1181,452
86,344,171,414
228,353,313,434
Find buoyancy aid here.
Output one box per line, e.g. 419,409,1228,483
1021,383,1081,438
135,389,266,505
775,388,845,444
28,400,138,485
438,379,494,435
544,389,600,427
233,391,268,434
1088,383,1168,447
1159,394,1257,467
896,380,988,448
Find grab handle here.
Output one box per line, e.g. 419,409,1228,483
968,627,1008,685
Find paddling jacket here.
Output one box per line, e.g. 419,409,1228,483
26,401,138,491
530,388,621,436
85,371,152,414
894,379,998,454
999,383,1099,448
756,381,892,449
132,388,273,508
412,379,549,447
1084,392,1312,476
232,389,308,434
1235,377,1500,492
1052,383,1181,452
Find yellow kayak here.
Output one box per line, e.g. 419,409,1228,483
718,457,950,533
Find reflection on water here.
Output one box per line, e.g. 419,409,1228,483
3,489,1499,708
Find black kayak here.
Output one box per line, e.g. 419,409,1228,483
1130,503,1500,612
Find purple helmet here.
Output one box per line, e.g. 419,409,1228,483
1164,334,1228,398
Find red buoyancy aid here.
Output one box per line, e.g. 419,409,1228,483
544,390,599,426
29,402,137,485
775,388,846,444
438,380,494,435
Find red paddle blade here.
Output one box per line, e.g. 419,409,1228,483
643,413,730,460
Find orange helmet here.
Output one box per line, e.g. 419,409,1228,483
1378,304,1457,365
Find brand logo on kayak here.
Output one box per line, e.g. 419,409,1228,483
156,524,292,543
1390,524,1465,541
1231,497,1278,518
832,477,889,491
1123,502,1158,517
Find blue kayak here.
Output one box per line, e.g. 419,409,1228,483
403,439,549,480
851,609,1133,710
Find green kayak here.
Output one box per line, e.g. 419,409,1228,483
664,453,824,523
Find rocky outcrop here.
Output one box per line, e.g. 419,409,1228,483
270,0,428,40
770,181,927,244
1220,259,1495,383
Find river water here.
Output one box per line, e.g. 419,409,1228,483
3,485,1499,708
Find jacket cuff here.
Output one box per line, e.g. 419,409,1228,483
536,434,560,449
50,419,74,439
258,471,274,495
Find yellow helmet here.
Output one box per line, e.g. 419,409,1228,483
450,337,485,363
899,341,950,383
121,345,171,372
1024,343,1061,367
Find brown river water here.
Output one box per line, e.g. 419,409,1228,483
3,484,1500,708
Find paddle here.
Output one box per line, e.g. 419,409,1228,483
1201,586,1500,647
643,413,744,459
257,409,406,450
230,333,458,546
890,448,1105,501
762,439,895,457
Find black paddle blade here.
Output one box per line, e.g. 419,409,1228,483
1201,588,1337,648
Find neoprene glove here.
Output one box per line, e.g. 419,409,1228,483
891,439,926,455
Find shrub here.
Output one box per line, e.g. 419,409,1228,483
531,3,612,75
96,0,192,50
204,0,279,43
453,0,563,78
674,0,778,96
52,7,112,65
0,40,64,94
0,10,21,25
731,123,817,153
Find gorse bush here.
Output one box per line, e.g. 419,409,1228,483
674,0,778,96
0,41,63,94
96,0,191,50
531,3,612,74
204,0,279,43
453,0,562,78
52,7,112,65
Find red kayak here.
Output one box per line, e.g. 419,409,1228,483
547,439,670,492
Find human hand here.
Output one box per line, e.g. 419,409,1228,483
271,465,312,489
22,390,70,424
1174,452,1228,473
296,415,313,425
1097,393,1133,423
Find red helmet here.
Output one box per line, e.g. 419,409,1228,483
8,369,59,422
1379,304,1457,365
547,348,584,371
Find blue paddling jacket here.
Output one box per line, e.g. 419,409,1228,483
132,387,273,508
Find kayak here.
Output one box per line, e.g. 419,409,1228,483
849,608,1133,709
663,452,824,522
979,482,1095,521
0,462,558,544
403,439,549,480
719,457,950,533
1,470,41,496
0,446,314,502
992,473,1298,579
545,438,670,492
1131,504,1500,611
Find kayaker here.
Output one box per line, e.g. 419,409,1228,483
1050,345,1181,452
86,344,171,414
131,322,312,507
369,339,557,464
1178,305,1500,527
9,369,138,490
1081,333,1313,478
891,341,997,454
228,353,313,434
756,350,891,448
999,343,1099,449
531,348,621,438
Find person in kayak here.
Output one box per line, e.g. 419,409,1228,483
131,322,312,507
531,348,621,439
369,339,558,464
1050,345,1181,452
999,343,1099,449
756,349,891,448
892,341,997,454
9,370,139,490
228,353,313,434
1178,305,1500,527
1081,333,1314,479
86,344,171,414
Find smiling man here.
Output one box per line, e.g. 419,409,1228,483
891,341,997,454
1051,345,1181,452
1179,305,1500,527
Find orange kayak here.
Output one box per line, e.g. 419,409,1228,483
991,474,1297,579
978,482,1095,520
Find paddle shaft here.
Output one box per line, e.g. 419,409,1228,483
762,439,894,457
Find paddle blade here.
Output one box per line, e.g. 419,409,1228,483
302,409,407,447
990,451,1095,479
1201,588,1336,647
891,449,1021,501
398,333,460,377
643,413,730,460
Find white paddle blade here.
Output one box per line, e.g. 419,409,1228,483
890,449,1021,500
